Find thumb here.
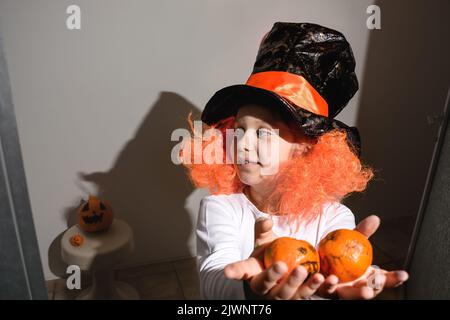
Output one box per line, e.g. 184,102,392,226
254,217,276,247
355,215,380,238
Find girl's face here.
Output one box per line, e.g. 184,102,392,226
233,104,313,187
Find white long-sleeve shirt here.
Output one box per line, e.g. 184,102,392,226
196,192,356,300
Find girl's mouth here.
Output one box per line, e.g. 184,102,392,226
236,154,261,166
242,160,261,166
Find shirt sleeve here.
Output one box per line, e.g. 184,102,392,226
320,202,356,241
196,196,246,300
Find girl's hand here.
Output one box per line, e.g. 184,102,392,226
224,218,324,299
318,215,409,299
319,265,409,299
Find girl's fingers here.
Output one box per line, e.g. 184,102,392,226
336,285,376,300
224,257,262,280
269,266,308,300
384,270,409,288
251,262,287,295
324,275,339,292
294,272,325,299
318,274,339,296
337,273,387,299
365,273,387,293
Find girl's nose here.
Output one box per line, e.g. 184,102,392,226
240,130,257,152
244,144,254,152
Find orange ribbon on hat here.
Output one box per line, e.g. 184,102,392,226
245,71,329,117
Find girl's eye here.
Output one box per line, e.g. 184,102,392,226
257,129,272,138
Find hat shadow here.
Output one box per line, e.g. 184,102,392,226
48,91,201,277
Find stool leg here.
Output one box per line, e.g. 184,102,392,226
77,269,139,300
92,269,117,299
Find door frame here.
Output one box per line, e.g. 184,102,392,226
0,31,47,300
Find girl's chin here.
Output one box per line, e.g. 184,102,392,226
237,171,263,186
237,162,261,170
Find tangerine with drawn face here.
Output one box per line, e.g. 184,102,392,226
69,234,84,247
318,229,373,283
77,195,114,232
264,237,320,277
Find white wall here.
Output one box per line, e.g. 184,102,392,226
0,0,376,279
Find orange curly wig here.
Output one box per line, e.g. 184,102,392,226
179,111,374,224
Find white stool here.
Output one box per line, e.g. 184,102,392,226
61,219,139,299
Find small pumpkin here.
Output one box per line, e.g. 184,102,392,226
69,234,84,247
318,229,373,283
77,195,113,232
264,237,320,277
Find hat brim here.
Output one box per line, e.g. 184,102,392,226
201,84,302,126
201,84,361,157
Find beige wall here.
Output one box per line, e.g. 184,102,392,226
2,0,443,280
344,0,449,227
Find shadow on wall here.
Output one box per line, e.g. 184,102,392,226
48,92,201,277
343,0,450,263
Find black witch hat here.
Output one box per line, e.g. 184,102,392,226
201,22,362,157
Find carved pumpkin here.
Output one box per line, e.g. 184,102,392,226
318,229,373,283
70,234,84,247
264,237,320,277
77,195,113,232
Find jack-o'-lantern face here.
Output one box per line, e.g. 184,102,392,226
77,195,113,232
264,237,320,277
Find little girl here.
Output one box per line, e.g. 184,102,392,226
180,22,408,300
